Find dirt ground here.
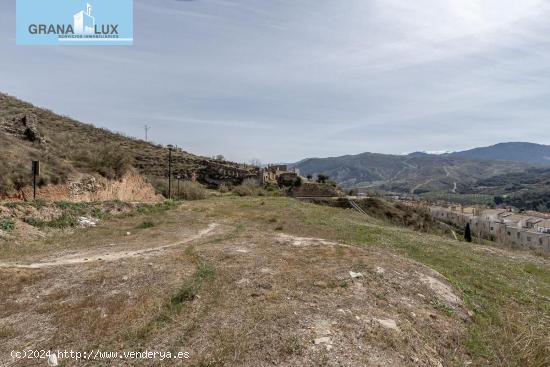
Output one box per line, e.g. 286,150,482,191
0,197,477,367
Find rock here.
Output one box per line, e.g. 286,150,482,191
126,232,131,236
419,274,462,308
376,266,385,275
373,318,400,332
314,337,331,345
349,271,364,279
122,276,129,281
48,353,59,366
236,278,250,285
2,114,42,143
78,216,98,227
314,280,328,288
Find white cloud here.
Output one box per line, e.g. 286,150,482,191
1,0,549,162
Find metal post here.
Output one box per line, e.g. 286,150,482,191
33,169,36,200
167,145,173,199
177,176,180,198
145,125,150,142
32,161,40,200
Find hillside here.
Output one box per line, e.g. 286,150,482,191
0,93,257,196
447,142,550,165
1,196,548,366
458,167,550,211
292,152,530,193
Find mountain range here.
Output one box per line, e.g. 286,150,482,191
2,92,549,200
292,143,550,194
445,142,550,165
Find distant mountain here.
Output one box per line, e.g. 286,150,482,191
446,142,550,165
291,151,530,193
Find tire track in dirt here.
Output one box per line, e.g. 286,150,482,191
0,223,219,269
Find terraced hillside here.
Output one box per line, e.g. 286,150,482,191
0,93,258,195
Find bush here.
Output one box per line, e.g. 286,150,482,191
233,185,256,197
233,178,261,197
25,214,78,228
175,181,207,200
317,174,329,184
137,220,155,229
0,218,15,232
218,183,230,193
78,144,133,180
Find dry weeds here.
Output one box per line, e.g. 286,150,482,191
0,196,548,366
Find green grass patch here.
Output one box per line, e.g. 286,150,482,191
213,196,550,366
158,259,216,322
0,218,15,232
136,220,155,229
25,214,78,229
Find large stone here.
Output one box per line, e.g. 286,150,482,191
2,114,42,143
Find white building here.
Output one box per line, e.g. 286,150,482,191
74,3,95,35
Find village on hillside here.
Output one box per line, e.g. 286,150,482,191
429,205,550,252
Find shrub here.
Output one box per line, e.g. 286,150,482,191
233,185,256,197
25,217,45,227
46,214,79,228
78,144,133,180
25,214,78,228
317,174,329,184
175,181,207,200
233,178,261,197
218,183,230,193
0,218,15,232
55,201,87,212
137,220,155,229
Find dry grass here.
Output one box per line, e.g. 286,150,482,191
174,181,208,201
0,93,256,196
0,196,548,366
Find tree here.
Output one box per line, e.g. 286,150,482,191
317,174,329,184
249,158,262,167
306,174,313,181
464,223,472,243
215,154,225,161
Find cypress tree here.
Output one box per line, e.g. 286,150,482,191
464,223,472,242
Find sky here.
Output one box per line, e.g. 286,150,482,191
1,0,550,163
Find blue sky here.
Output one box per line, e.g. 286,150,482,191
1,0,550,163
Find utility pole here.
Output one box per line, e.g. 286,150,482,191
144,125,150,142
177,175,181,199
167,145,173,199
